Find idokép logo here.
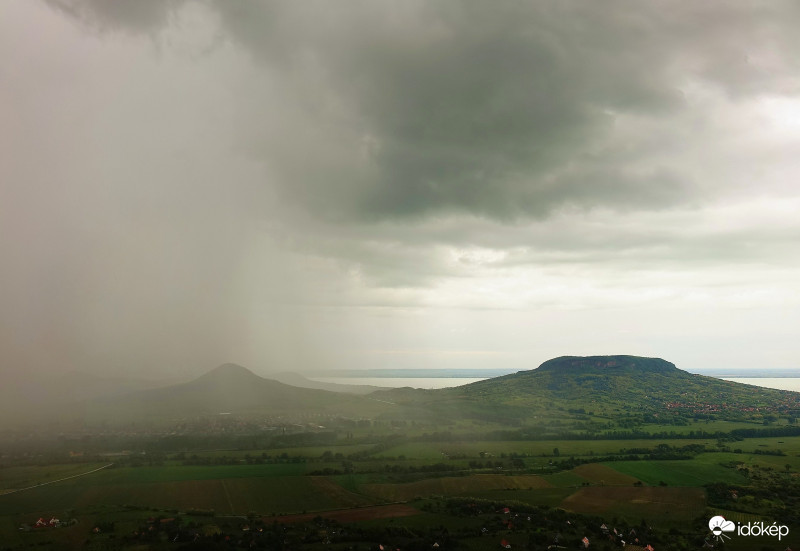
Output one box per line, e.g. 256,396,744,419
708,515,790,542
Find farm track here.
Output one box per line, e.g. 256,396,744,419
220,479,236,514
0,464,114,496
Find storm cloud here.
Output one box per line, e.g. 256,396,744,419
2,0,800,385
43,1,800,219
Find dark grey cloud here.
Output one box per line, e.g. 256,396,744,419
44,0,800,223
216,1,685,220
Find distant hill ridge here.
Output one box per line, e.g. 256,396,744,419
80,362,399,424
12,355,799,430
191,362,261,383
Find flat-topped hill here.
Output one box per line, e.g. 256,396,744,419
446,355,696,401
535,355,679,375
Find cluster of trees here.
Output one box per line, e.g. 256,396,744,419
619,443,707,456
467,460,508,469
750,448,786,456
179,452,306,466
730,426,800,438
310,462,459,476
412,426,800,443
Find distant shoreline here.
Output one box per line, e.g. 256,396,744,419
307,376,487,389
303,368,800,379
303,368,516,379
701,372,800,378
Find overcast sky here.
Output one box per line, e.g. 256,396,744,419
2,1,800,382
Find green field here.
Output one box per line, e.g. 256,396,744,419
605,455,750,486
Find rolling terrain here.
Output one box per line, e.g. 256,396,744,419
4,356,800,550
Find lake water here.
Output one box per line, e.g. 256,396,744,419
724,377,800,392
311,376,800,391
309,377,486,389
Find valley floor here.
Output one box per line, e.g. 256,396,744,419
3,428,800,550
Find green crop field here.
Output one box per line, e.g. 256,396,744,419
605,456,750,486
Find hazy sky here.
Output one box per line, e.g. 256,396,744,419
2,1,800,381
